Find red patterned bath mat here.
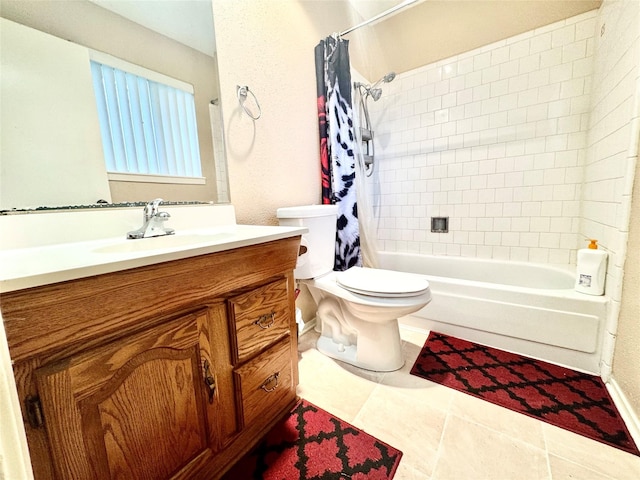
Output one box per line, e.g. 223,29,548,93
411,332,639,456
223,399,403,479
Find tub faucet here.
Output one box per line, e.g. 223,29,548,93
127,198,175,239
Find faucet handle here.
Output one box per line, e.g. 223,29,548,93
128,198,173,239
144,198,164,219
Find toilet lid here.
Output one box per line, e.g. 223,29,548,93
337,267,430,298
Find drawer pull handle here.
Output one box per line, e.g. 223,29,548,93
203,359,216,403
260,372,280,392
254,312,275,329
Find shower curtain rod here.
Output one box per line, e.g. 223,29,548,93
338,0,418,37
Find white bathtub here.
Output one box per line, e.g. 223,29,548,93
378,252,608,374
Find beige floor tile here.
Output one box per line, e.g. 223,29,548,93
297,332,378,422
353,384,447,477
393,461,433,480
380,329,452,405
543,423,640,480
379,372,456,413
548,454,617,480
378,342,456,413
433,414,550,480
449,390,546,450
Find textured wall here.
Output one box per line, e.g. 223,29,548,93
212,0,332,225
614,163,640,433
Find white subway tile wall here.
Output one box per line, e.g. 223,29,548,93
582,0,640,307
579,0,640,376
370,10,601,264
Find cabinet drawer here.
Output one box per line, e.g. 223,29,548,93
229,278,290,364
234,337,295,428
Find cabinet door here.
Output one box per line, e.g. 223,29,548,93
35,310,216,480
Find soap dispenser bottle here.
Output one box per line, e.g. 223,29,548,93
575,239,607,295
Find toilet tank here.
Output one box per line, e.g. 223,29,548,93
277,204,338,279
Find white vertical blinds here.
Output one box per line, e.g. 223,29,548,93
90,60,202,180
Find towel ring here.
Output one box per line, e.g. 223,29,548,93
236,85,262,120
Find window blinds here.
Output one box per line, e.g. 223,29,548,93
90,60,202,179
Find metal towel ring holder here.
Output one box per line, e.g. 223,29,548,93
236,85,261,120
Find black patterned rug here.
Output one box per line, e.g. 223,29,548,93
223,399,402,479
411,332,639,456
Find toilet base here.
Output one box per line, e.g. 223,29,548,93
316,331,405,372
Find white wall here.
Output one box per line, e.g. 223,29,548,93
370,10,598,265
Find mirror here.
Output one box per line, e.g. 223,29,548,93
0,0,228,212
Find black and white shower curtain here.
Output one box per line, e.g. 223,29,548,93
314,36,361,270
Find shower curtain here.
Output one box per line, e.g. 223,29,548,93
314,36,361,270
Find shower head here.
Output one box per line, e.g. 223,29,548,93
356,71,396,101
370,71,396,89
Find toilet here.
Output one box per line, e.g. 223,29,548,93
277,204,432,371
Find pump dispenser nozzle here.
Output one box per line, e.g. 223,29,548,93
588,239,598,249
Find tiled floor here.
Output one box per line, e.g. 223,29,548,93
297,326,640,480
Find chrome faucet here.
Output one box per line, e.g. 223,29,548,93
127,198,175,239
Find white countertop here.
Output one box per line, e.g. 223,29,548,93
0,204,306,293
0,224,306,293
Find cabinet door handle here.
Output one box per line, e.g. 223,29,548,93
254,312,275,329
203,359,216,403
260,372,279,392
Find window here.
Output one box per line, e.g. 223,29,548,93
89,51,203,184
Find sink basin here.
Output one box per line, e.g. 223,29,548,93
93,233,233,254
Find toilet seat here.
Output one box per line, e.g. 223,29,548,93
337,267,430,298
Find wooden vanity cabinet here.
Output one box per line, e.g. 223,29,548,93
1,237,301,480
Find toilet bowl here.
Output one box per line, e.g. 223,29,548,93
277,205,432,372
305,267,431,371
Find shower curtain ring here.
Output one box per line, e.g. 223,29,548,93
236,85,262,120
